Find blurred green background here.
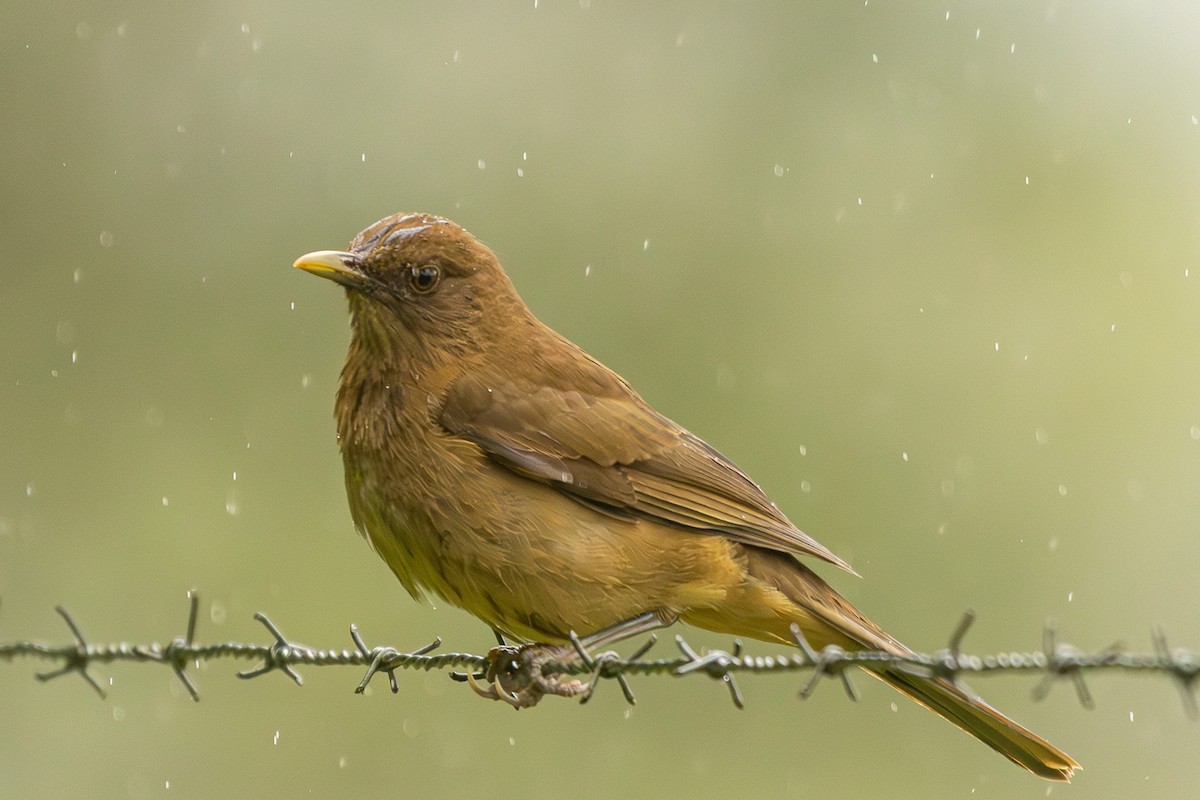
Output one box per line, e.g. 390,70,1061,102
3,2,1200,797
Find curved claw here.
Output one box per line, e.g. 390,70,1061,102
465,669,497,699
492,677,525,708
464,667,528,707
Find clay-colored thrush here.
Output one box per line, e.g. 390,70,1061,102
294,212,1077,781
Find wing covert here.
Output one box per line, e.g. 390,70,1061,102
440,370,853,573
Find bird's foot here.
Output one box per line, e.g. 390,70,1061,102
464,643,590,709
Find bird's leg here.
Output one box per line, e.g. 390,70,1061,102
578,610,674,649
466,611,674,708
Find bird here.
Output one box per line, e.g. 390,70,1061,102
293,212,1077,781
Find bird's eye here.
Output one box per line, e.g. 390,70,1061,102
409,264,440,294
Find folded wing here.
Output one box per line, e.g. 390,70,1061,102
440,368,853,573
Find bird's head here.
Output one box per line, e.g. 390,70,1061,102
294,212,528,362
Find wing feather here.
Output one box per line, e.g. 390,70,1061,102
440,366,853,573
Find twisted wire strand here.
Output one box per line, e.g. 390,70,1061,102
2,591,1196,714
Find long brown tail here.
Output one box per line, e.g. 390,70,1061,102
714,548,1080,781
870,665,1078,781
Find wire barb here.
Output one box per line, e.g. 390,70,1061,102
159,590,202,701
236,612,305,686
673,636,745,708
789,623,859,702
928,609,977,688
1033,618,1104,709
34,606,106,698
564,629,643,706
350,625,442,695
1153,626,1200,719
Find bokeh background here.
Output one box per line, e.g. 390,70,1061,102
3,2,1200,797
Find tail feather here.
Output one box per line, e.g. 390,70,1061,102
871,666,1078,781
728,547,1079,781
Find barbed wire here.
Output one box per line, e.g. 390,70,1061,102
2,591,1197,715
